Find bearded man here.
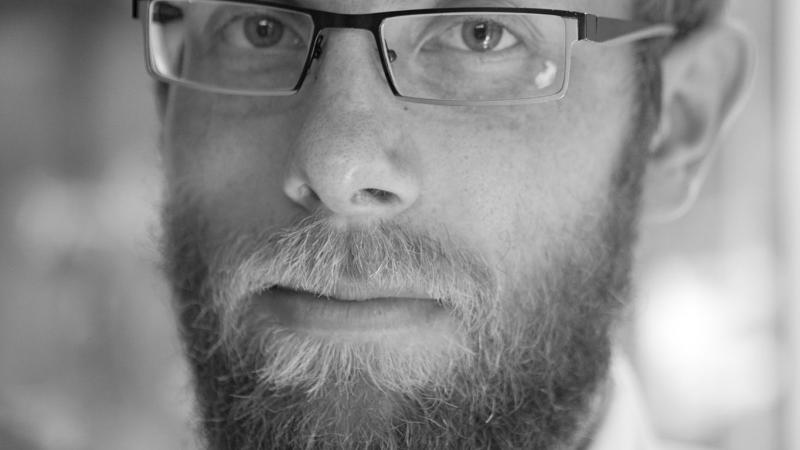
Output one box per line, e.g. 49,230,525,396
132,0,752,448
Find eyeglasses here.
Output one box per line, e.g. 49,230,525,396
132,0,675,105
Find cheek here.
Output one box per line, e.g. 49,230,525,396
408,51,636,267
163,90,303,232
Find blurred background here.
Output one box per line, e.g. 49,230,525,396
0,1,796,449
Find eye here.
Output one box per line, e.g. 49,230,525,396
462,20,513,51
221,13,305,50
429,18,521,53
244,15,285,47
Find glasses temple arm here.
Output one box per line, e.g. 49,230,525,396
582,14,676,45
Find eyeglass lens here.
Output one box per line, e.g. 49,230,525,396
382,13,567,101
149,0,315,93
147,0,570,101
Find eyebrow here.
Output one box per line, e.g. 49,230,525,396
272,0,545,11
185,0,579,13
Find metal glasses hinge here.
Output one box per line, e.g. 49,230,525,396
582,14,598,40
312,35,325,59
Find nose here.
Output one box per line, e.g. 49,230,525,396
282,30,420,221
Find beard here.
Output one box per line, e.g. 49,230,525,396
161,108,650,449
162,178,643,449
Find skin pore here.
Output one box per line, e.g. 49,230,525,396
157,0,675,448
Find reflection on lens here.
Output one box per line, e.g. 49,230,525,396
535,60,558,90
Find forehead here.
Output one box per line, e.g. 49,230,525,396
292,0,631,17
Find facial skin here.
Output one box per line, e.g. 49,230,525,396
156,0,749,448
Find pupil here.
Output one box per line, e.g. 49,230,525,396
473,23,489,42
256,19,273,37
462,20,503,51
244,15,284,47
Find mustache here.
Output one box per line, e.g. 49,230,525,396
201,214,499,322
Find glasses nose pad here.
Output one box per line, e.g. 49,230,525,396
386,48,397,63
312,34,325,60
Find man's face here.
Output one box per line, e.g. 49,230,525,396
160,0,652,447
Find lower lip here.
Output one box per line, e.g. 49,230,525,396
253,288,454,336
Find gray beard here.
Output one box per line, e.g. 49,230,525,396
161,99,650,449
162,181,641,450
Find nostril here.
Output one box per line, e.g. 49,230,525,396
364,188,392,200
305,185,322,205
352,188,399,205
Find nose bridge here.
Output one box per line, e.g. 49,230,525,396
312,28,389,101
282,30,419,220
315,10,383,31
299,99,389,170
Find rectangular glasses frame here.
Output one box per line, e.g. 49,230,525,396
132,0,675,106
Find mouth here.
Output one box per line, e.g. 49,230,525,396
265,282,436,302
252,285,453,336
